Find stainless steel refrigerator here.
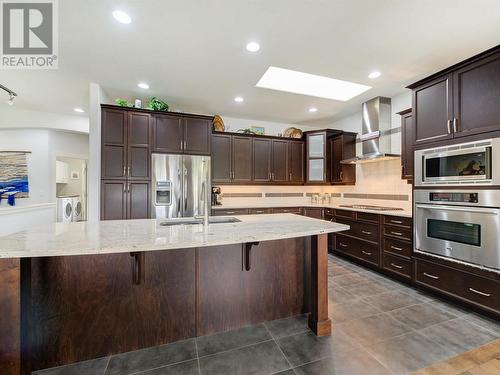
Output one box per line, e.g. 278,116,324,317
151,153,211,219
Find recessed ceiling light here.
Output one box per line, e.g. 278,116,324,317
256,66,371,101
246,42,260,52
234,96,244,103
368,71,381,79
73,108,84,113
112,10,131,24
309,107,318,113
137,82,149,89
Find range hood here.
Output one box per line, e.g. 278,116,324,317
340,97,400,164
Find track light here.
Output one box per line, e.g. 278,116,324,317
1,84,17,106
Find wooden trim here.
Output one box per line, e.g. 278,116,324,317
397,108,412,115
100,104,214,120
308,234,331,336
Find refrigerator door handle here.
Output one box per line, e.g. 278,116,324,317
184,167,188,212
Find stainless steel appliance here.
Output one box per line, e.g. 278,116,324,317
414,138,500,186
152,153,211,219
414,189,500,270
341,97,400,164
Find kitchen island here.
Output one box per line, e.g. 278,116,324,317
0,214,348,374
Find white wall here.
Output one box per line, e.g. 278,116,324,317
220,116,321,137
0,128,89,235
0,106,89,133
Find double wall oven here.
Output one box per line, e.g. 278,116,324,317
414,137,500,271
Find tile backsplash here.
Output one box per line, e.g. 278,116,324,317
216,159,412,208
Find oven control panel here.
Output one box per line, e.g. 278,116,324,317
429,192,479,203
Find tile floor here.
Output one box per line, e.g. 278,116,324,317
34,255,500,375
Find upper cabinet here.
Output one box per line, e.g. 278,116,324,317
305,131,328,183
409,46,500,146
211,132,305,185
330,133,356,185
398,109,413,181
101,107,151,180
153,113,211,155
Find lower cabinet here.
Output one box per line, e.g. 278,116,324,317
303,207,324,219
414,258,499,315
101,180,150,220
335,234,380,267
211,208,249,216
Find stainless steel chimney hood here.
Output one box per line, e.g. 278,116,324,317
340,97,400,164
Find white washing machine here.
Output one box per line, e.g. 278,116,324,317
72,196,82,222
57,196,74,222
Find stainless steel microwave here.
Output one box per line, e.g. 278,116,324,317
414,138,500,186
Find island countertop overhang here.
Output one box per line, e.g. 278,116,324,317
0,213,349,259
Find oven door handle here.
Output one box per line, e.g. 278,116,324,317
415,204,499,215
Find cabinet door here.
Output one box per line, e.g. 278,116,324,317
303,207,323,219
102,109,127,179
271,140,288,182
153,114,183,153
127,181,150,219
211,134,232,183
306,132,327,183
183,117,211,155
101,180,126,220
413,74,453,145
453,52,500,138
288,141,304,183
128,112,151,180
331,137,343,183
252,138,272,182
401,112,414,180
232,136,253,182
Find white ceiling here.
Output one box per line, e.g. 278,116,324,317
1,0,500,126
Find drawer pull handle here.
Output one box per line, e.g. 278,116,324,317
362,251,372,256
226,211,236,214
423,272,439,280
390,220,403,224
255,210,264,213
361,230,372,235
390,245,403,251
339,243,348,248
391,231,403,236
469,288,491,297
390,263,403,269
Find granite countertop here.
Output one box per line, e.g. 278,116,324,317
212,202,413,218
0,214,349,259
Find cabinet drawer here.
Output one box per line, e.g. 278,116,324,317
384,225,412,241
303,207,324,219
272,207,302,214
415,259,500,313
351,221,380,243
357,212,380,224
248,208,272,214
334,209,356,220
212,208,249,216
335,234,380,266
383,215,412,228
383,237,412,259
383,254,412,279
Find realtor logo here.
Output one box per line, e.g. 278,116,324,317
1,0,58,69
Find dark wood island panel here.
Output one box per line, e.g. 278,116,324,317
5,234,330,373
0,259,21,375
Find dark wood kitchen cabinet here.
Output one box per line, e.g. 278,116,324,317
211,133,252,183
411,74,453,145
271,139,288,182
288,141,304,184
101,180,150,220
398,109,413,180
305,129,345,184
153,113,211,155
409,46,500,146
330,132,356,185
101,108,151,180
252,138,272,182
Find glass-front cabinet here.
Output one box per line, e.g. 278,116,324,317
305,130,340,183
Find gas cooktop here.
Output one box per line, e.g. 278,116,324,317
339,204,404,211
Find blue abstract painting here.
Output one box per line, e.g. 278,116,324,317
0,152,29,199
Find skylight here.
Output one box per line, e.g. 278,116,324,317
256,66,371,101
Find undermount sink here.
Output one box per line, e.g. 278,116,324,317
160,217,241,226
